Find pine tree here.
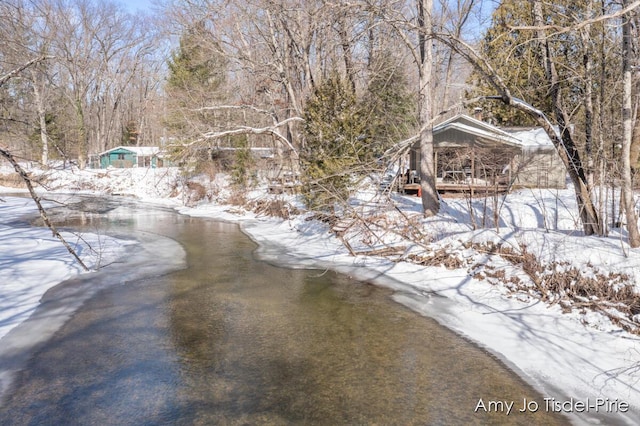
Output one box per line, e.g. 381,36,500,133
230,135,255,187
165,21,226,137
361,52,417,159
470,0,614,129
470,1,550,125
301,74,368,212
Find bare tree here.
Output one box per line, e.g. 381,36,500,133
0,57,88,270
530,0,601,235
46,0,156,167
621,0,640,246
418,0,439,216
0,1,56,165
163,0,388,174
1,0,164,169
163,0,315,154
435,0,478,113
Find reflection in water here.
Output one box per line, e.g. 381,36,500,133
0,201,567,425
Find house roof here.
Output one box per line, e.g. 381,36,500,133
503,127,556,151
433,114,522,149
428,114,558,152
97,146,161,157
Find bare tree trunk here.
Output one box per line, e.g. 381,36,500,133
75,98,88,169
580,1,595,186
266,9,301,116
532,0,601,235
440,51,456,114
632,102,640,168
599,0,609,235
38,107,49,166
337,14,356,93
621,0,640,247
438,0,475,113
418,0,439,217
630,8,640,168
28,66,50,167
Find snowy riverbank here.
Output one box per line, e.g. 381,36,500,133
0,196,133,342
178,199,640,426
1,165,640,425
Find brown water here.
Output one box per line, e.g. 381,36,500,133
0,199,568,425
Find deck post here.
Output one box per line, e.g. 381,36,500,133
471,147,475,184
509,157,513,185
434,150,438,181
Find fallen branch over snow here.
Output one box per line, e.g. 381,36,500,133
320,202,640,335
0,147,89,271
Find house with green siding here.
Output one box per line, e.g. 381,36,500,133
92,146,168,169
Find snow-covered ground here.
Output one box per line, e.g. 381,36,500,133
1,164,639,425
0,196,134,342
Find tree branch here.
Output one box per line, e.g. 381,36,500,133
190,116,304,157
0,147,89,271
0,56,54,88
509,1,640,36
190,104,279,123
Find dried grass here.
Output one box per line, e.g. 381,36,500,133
0,173,27,188
405,249,465,269
306,212,339,227
184,181,208,206
250,198,300,219
226,189,247,206
475,242,640,334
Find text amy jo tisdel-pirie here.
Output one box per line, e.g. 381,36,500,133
474,397,630,416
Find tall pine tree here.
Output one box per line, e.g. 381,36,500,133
301,74,367,212
361,51,417,160
165,21,227,138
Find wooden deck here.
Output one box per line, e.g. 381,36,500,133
437,182,510,196
400,181,510,197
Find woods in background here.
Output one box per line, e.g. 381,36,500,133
2,0,640,241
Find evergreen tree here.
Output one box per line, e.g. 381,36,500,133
470,1,550,125
301,60,415,212
361,52,417,159
165,21,227,137
301,74,368,212
469,0,615,128
230,135,255,187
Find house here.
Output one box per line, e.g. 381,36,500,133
503,127,566,189
406,114,566,194
92,146,168,169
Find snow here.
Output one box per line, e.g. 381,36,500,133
1,163,639,424
95,145,161,157
0,196,134,343
508,127,557,149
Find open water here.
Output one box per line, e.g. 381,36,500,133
0,197,567,425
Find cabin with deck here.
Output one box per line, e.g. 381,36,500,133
405,114,566,195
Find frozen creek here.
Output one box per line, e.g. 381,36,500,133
0,196,567,425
